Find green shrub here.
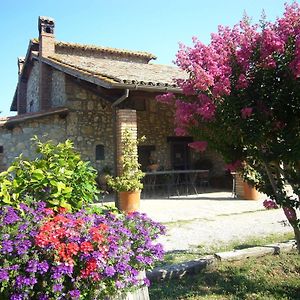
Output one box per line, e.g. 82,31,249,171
107,129,145,192
0,137,99,211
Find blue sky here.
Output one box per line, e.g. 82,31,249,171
0,0,295,116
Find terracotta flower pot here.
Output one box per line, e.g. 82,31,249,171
118,191,141,213
242,182,260,200
148,164,159,172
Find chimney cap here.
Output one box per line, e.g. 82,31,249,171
38,16,55,35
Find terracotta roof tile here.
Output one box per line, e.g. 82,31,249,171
55,41,157,61
47,53,187,90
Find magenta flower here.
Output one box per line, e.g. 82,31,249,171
225,160,242,172
263,199,279,210
236,74,249,89
156,92,176,104
241,107,253,119
283,207,297,221
188,141,208,152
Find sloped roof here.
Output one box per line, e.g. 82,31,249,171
44,53,186,90
11,35,187,112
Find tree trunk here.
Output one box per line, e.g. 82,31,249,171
292,224,300,254
283,207,300,254
263,162,299,254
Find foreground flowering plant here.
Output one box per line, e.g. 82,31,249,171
157,2,300,252
0,202,165,299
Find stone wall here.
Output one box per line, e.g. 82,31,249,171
51,70,66,107
137,98,174,169
64,76,114,173
0,150,4,172
0,115,67,168
26,61,40,112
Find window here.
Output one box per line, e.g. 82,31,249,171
167,137,193,170
95,144,104,161
0,146,3,154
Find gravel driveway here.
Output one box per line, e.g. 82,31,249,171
139,192,293,252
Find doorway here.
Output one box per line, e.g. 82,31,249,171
168,137,192,170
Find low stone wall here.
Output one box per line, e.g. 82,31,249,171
147,240,296,281
0,115,67,168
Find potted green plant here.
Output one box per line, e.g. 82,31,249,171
240,163,262,200
107,129,145,212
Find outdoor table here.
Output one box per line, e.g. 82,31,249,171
143,169,210,198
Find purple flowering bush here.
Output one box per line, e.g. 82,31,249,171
0,201,165,300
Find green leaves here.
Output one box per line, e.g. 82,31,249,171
0,138,99,211
107,129,145,192
31,169,45,181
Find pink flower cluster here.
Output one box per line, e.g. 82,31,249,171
225,160,242,172
283,207,297,221
157,3,300,141
188,141,208,152
177,2,300,95
156,92,176,104
263,199,279,210
241,107,253,119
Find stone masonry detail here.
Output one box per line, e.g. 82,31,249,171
65,76,114,172
26,61,40,113
51,70,66,107
0,115,67,167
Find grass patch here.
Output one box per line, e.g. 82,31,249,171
217,208,267,217
163,209,269,228
158,232,295,267
149,251,300,300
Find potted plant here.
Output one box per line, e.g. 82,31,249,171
240,163,262,200
107,129,145,212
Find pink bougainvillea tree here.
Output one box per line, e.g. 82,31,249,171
158,2,300,251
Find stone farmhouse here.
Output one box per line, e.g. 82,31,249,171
0,16,227,185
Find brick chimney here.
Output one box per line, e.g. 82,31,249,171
38,16,55,110
38,16,55,57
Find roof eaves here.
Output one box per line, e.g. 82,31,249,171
10,39,39,112
1,107,69,128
